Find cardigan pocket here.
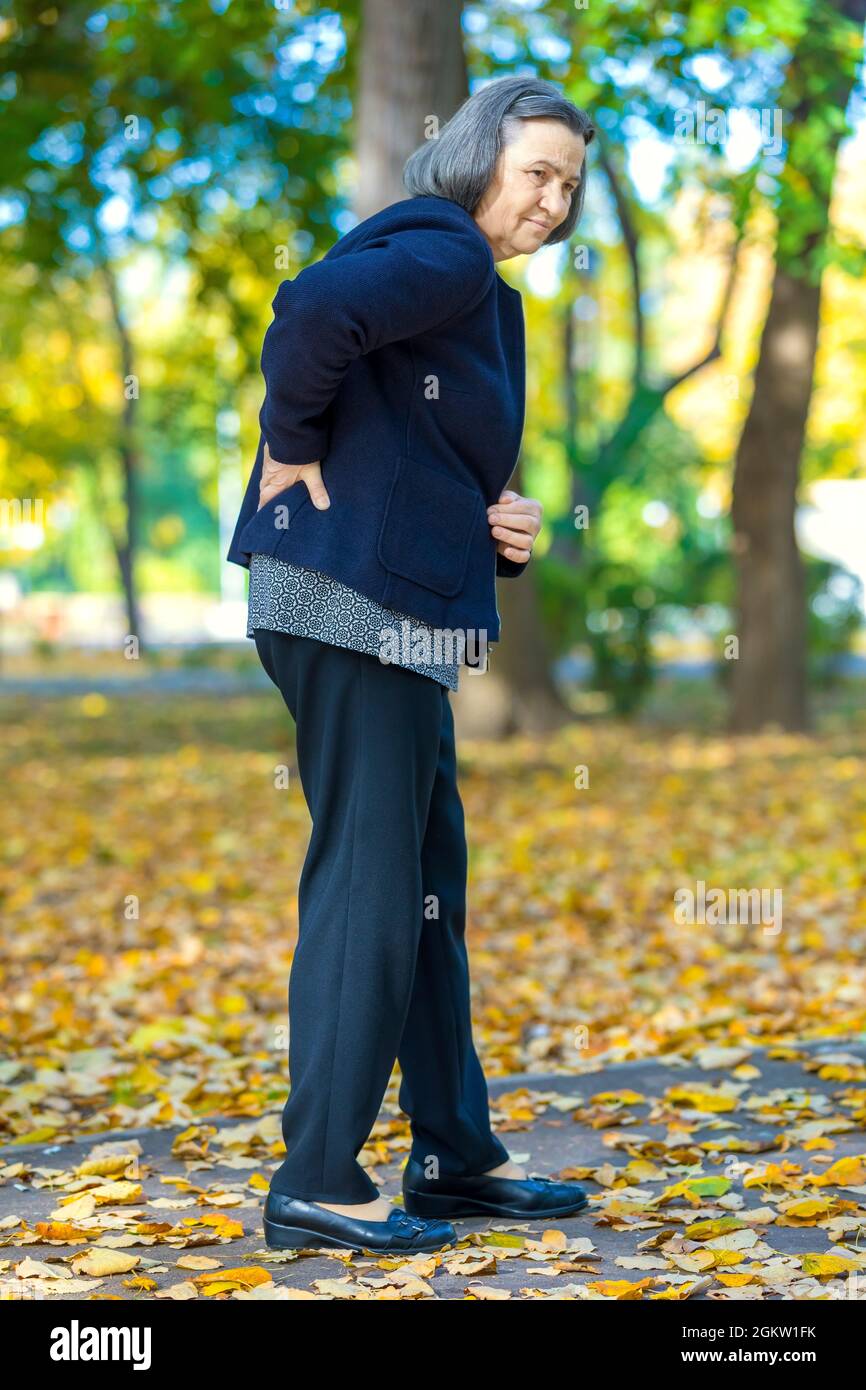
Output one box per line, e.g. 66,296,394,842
236,482,313,558
377,455,482,597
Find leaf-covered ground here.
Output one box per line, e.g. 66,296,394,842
1,691,864,1139
1,690,865,1299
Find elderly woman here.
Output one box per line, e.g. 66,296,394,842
227,76,594,1254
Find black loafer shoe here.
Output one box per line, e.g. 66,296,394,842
263,1189,457,1253
401,1156,590,1219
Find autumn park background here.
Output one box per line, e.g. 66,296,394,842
1,0,866,1304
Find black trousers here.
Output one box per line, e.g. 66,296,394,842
253,628,510,1203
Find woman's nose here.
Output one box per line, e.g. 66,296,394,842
538,194,567,225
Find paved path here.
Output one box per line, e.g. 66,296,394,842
2,1040,865,1300
0,670,272,698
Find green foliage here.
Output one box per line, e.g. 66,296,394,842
542,556,658,715
541,542,862,717
804,556,862,684
537,411,861,714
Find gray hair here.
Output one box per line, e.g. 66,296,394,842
403,76,595,246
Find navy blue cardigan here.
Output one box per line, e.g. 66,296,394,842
226,193,528,643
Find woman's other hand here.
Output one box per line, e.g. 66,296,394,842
486,489,542,562
258,441,331,511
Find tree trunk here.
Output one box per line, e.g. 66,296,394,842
729,0,865,732
730,267,814,731
355,0,467,217
548,251,596,566
100,261,142,643
489,461,575,734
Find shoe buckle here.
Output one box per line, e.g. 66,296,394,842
397,1211,429,1233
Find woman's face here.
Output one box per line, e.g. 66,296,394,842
473,118,587,263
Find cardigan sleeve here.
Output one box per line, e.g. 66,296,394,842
496,552,531,578
259,220,494,466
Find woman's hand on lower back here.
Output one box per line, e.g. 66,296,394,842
258,441,331,511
